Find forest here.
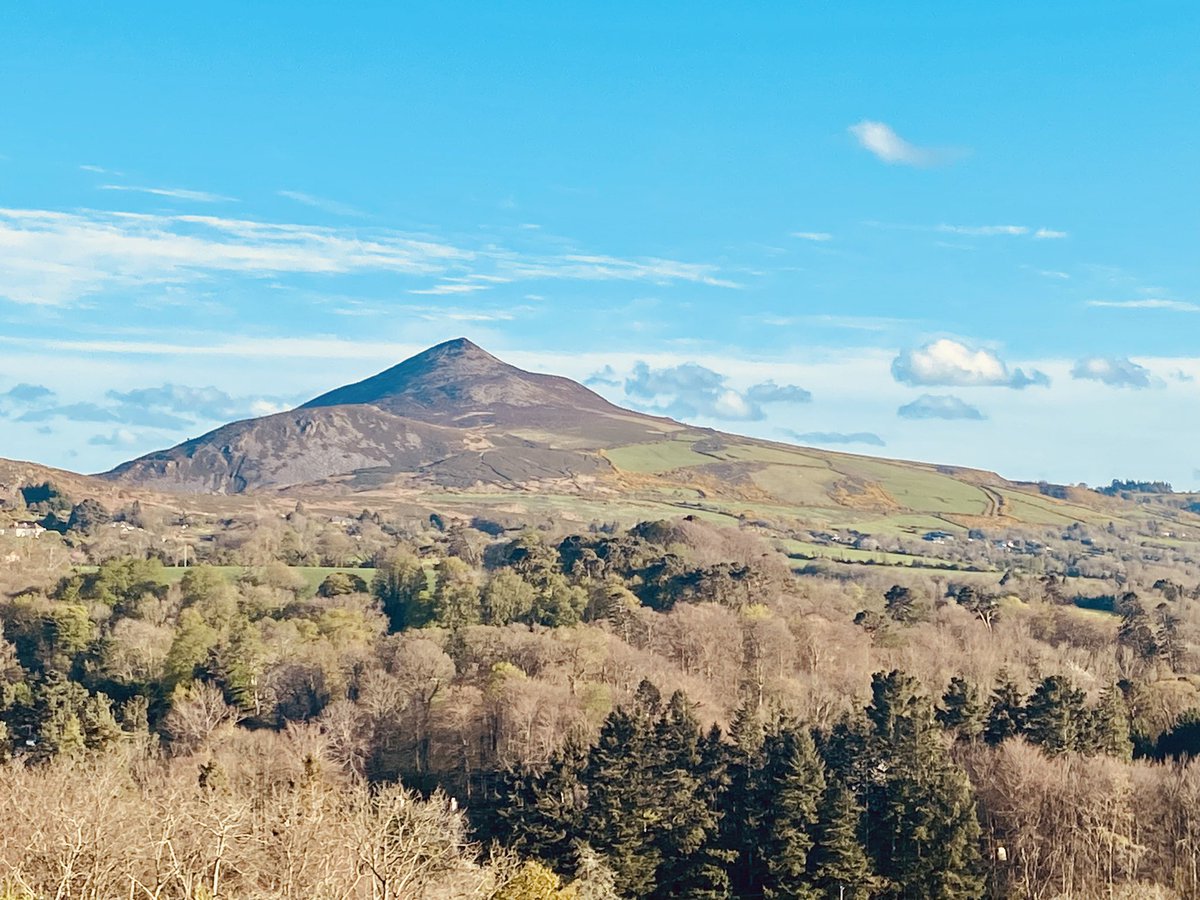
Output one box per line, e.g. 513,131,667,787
4,491,1200,898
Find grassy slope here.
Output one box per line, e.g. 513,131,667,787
600,436,1104,531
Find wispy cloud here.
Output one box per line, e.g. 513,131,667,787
848,120,953,166
786,430,886,447
1087,299,1200,313
937,224,1029,237
937,224,1068,239
791,231,833,242
753,313,915,333
408,283,491,295
277,189,363,217
892,339,1049,389
0,207,736,306
508,254,739,289
99,184,238,203
1071,357,1156,389
898,394,986,421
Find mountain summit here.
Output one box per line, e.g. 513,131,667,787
101,339,681,493
302,338,636,432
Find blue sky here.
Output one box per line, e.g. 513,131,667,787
1,2,1197,487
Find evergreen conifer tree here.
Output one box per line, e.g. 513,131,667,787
1024,675,1088,754
496,740,588,875
1087,683,1134,759
650,694,731,899
582,697,663,896
724,701,769,897
812,778,878,900
984,672,1025,745
758,721,826,900
863,670,983,899
936,676,984,742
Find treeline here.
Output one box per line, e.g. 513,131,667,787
489,672,982,899
7,513,1200,896
1098,479,1175,497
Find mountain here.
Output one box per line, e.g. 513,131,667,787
303,337,669,443
99,338,1200,538
101,339,683,494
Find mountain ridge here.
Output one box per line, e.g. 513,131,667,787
100,338,685,494
91,339,1200,537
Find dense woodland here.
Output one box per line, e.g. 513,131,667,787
5,484,1200,897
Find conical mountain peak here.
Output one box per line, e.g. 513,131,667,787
300,338,644,432
302,338,518,410
104,338,683,493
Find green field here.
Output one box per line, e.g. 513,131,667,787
75,565,378,597
602,439,718,474
780,539,989,571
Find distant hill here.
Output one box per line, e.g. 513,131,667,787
90,338,1200,537
101,339,682,494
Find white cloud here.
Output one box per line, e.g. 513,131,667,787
897,394,986,421
510,254,738,289
892,339,1049,389
424,310,515,322
848,120,938,166
0,207,736,306
99,184,238,203
791,231,833,242
1087,299,1200,313
937,224,1029,236
277,190,363,217
618,361,811,422
936,224,1068,239
1071,357,1156,389
408,283,491,295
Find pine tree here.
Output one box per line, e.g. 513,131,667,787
984,672,1025,745
724,701,770,897
1024,675,1087,754
650,694,731,899
812,779,877,900
863,670,983,899
758,721,826,900
883,585,921,624
936,677,984,742
1087,683,1133,759
497,740,588,875
211,616,265,716
582,701,663,896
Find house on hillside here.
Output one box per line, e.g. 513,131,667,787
922,530,956,544
0,521,46,538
